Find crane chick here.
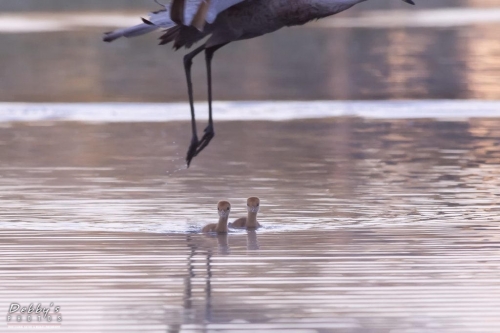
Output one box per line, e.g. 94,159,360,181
202,200,231,233
231,197,261,229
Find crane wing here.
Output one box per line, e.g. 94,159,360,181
139,3,191,29
146,0,245,29
104,0,246,42
170,0,246,29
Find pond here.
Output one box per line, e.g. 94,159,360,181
1,1,500,331
1,106,500,331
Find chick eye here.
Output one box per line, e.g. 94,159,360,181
227,207,230,211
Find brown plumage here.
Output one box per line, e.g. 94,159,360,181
202,200,231,233
230,197,261,229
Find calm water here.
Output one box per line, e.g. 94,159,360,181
1,114,500,332
2,1,500,331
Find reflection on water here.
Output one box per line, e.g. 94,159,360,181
1,117,500,331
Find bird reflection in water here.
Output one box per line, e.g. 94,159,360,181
246,230,260,251
170,229,261,330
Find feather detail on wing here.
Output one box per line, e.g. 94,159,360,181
103,1,174,42
102,0,246,42
191,0,211,31
169,0,246,29
103,23,159,42
170,0,185,25
146,2,176,28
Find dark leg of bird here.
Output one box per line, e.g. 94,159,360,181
194,43,228,157
183,44,206,167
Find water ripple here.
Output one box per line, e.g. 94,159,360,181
1,117,500,331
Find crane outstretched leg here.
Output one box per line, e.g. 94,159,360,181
184,44,207,167
194,43,228,157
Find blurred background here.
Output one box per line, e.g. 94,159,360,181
1,0,499,103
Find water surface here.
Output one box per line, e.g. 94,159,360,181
1,113,500,331
2,1,500,330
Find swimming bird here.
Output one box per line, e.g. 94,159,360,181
202,200,231,233
104,0,416,166
230,197,261,229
